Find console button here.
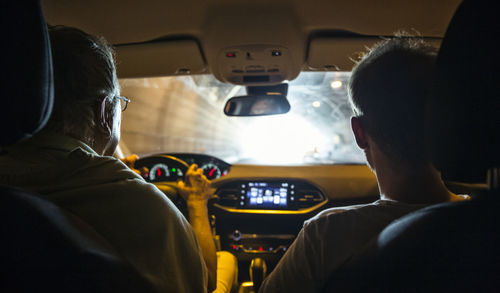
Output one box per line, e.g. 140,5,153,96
232,230,242,241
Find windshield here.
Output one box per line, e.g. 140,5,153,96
119,72,365,165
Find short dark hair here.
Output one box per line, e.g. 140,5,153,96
45,25,118,141
348,35,437,164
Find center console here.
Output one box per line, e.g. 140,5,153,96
212,179,327,278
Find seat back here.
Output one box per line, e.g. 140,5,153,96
323,0,500,291
0,2,155,292
427,0,500,183
0,186,156,293
323,195,500,292
0,1,53,146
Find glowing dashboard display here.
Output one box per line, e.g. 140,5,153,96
243,182,291,208
215,179,325,212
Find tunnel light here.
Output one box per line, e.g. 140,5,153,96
333,134,341,144
240,114,328,164
312,101,321,108
330,80,342,89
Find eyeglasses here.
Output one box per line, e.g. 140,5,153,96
115,96,130,112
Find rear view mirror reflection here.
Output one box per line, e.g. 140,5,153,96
224,95,291,117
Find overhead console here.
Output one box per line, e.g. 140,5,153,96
215,45,299,86
202,3,303,86
214,179,327,214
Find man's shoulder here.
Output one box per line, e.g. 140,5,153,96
37,151,186,224
304,200,424,230
77,169,184,221
75,149,142,179
305,202,376,225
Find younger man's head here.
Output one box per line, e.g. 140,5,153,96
348,36,437,170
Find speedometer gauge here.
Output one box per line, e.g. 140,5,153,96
149,163,170,181
201,163,221,180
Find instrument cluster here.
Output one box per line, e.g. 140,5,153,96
135,153,231,182
165,153,231,180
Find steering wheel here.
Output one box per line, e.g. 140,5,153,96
134,155,190,213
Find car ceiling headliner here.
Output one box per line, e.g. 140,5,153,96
43,0,461,45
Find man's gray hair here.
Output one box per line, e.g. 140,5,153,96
46,25,119,144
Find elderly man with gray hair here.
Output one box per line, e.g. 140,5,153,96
0,25,236,293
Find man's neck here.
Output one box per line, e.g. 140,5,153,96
376,160,454,204
63,130,104,156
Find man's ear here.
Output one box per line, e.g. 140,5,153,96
351,116,368,149
97,96,111,136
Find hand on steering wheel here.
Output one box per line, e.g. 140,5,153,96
120,154,149,176
177,164,215,204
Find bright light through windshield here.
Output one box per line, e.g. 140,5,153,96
240,114,328,164
119,72,365,165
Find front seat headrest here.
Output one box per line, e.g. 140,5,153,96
0,1,53,146
427,0,500,183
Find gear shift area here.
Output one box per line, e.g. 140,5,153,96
237,257,268,293
249,257,267,292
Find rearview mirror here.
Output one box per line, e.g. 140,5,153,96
224,95,291,117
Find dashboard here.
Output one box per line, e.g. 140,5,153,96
135,153,377,209
133,152,379,279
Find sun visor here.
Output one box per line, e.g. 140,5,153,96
115,40,206,78
307,38,377,71
307,37,441,71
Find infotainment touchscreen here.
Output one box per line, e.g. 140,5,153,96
241,182,293,208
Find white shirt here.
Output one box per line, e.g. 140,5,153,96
0,131,208,293
259,199,449,293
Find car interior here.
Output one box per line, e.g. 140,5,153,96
2,0,498,292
